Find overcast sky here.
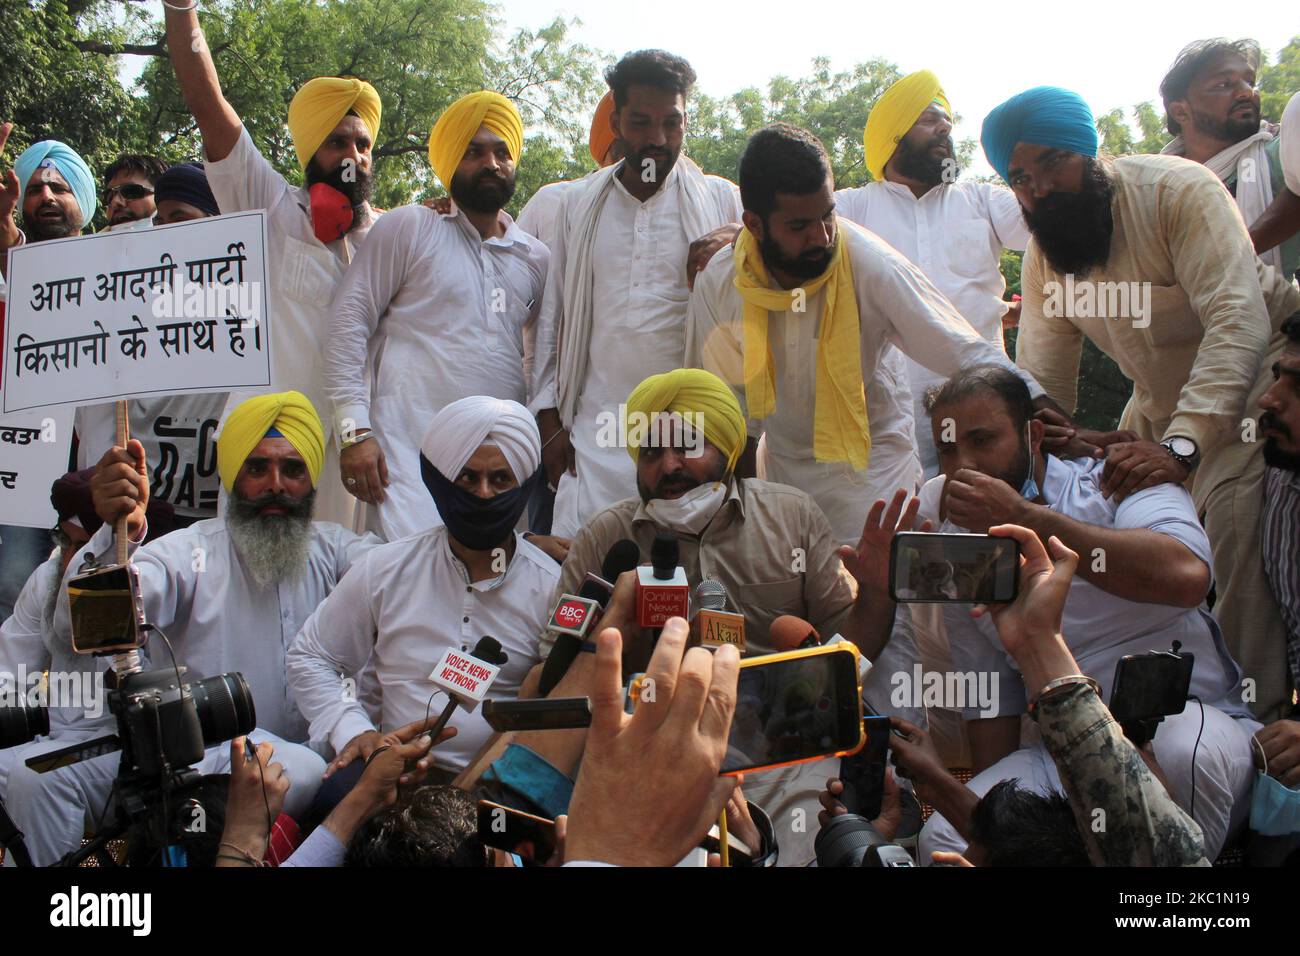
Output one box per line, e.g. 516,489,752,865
496,0,1296,175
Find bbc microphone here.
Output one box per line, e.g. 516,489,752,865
692,580,746,652
537,539,640,696
426,636,508,739
636,531,690,628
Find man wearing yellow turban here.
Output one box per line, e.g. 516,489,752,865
838,68,1030,477
686,123,1049,547
10,391,386,865
326,90,550,541
163,3,386,531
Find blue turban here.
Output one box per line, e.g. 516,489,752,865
14,140,97,223
155,162,220,217
981,87,1098,184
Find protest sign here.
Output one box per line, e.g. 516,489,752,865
0,406,75,528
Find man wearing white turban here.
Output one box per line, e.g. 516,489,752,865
287,396,561,777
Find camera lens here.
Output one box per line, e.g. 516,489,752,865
188,673,256,747
814,812,890,867
0,700,50,749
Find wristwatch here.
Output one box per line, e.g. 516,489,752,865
1160,436,1199,471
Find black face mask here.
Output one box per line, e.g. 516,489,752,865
419,453,536,551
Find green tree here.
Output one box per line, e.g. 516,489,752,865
1259,35,1300,121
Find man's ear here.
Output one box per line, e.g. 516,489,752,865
1028,416,1046,454
609,106,621,142
741,210,764,242
1167,98,1192,132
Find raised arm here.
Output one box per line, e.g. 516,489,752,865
163,3,242,162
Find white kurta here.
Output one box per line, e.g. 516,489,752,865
325,205,548,541
515,177,586,251
203,127,380,528
286,527,560,773
538,166,741,537
835,180,1028,476
687,218,1044,545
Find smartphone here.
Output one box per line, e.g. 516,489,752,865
889,532,1019,604
720,643,864,776
476,799,557,864
1109,649,1194,725
837,716,892,819
482,697,592,732
67,562,147,654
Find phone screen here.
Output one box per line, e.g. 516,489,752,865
67,564,145,654
1109,652,1194,724
721,646,862,775
476,801,557,865
837,716,891,819
890,532,1019,604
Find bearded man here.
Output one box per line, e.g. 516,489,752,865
984,86,1300,721
326,92,550,542
2,393,382,866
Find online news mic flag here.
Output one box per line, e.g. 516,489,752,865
636,531,689,628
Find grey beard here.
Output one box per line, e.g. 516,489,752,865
41,573,61,637
227,497,315,589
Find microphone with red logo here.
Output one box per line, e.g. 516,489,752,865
537,539,640,696
426,636,509,739
636,531,690,629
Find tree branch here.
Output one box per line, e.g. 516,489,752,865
72,39,166,57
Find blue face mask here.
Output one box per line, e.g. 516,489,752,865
1251,756,1300,836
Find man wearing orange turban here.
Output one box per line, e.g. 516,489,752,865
162,2,385,530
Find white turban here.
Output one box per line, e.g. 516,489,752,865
420,396,540,484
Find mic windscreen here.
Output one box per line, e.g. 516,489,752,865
769,615,819,652
471,635,507,666
602,538,641,583
650,531,678,579
694,579,727,612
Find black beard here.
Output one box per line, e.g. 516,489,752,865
449,167,516,214
892,134,956,187
626,145,679,186
1022,158,1115,277
759,226,832,280
306,158,373,211
24,204,82,241
636,457,727,503
1260,411,1300,472
1190,106,1259,146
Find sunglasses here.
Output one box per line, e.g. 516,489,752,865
104,184,155,202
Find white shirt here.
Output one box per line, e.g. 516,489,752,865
542,165,742,537
687,217,1043,544
286,527,560,772
0,554,59,710
75,394,228,519
203,127,379,526
915,454,1247,719
516,178,585,251
324,204,549,541
835,180,1028,475
1282,91,1300,196
52,518,381,741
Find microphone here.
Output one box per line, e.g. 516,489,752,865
692,580,746,652
538,539,640,695
426,636,509,739
636,531,690,628
769,614,873,682
770,614,821,651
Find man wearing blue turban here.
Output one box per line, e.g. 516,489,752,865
977,88,1300,737
1,132,96,271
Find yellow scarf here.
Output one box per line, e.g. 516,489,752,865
732,225,870,469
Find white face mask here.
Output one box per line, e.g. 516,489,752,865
645,480,729,536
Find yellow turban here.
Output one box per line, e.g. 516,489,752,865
589,92,616,166
863,70,950,182
217,391,325,493
427,91,524,190
287,77,383,171
624,369,748,473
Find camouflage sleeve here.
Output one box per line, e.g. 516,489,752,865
1036,683,1210,867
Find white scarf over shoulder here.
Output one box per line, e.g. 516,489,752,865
555,156,733,425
